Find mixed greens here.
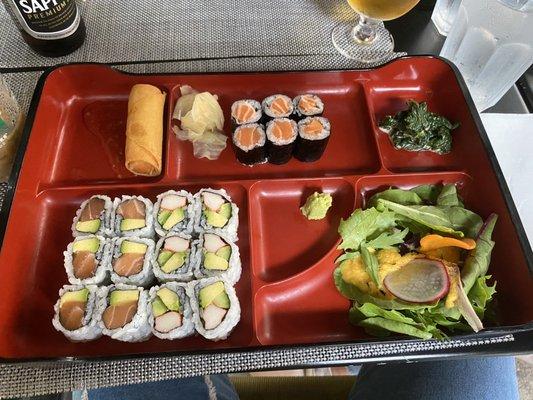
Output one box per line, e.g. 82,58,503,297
379,100,459,155
334,183,497,339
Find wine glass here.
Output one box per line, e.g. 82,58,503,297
332,0,421,63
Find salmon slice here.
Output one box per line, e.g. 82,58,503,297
303,119,324,137
118,199,145,219
79,198,105,222
59,301,86,331
270,97,290,116
72,251,97,279
233,103,255,124
271,120,294,141
235,125,262,148
102,302,137,330
113,253,144,276
298,95,320,113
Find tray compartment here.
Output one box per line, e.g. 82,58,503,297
248,178,356,283
167,73,381,181
0,182,254,359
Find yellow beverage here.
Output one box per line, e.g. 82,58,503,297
347,0,420,21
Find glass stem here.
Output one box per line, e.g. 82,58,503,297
352,14,378,44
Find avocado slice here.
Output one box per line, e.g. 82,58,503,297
215,245,231,261
212,291,230,309
199,281,225,309
76,219,101,233
157,250,173,266
161,252,186,273
60,288,89,306
157,210,172,226
204,209,228,228
109,290,139,306
72,237,100,253
151,297,168,317
218,203,232,219
162,208,185,230
120,218,145,231
120,240,148,254
204,252,229,271
156,288,181,311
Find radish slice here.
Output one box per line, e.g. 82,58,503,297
155,311,182,333
201,304,227,329
383,259,450,303
204,233,226,253
164,236,189,252
161,195,186,210
202,192,225,211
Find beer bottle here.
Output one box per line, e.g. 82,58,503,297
2,0,86,57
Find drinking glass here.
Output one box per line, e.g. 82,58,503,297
332,0,420,63
431,0,462,36
440,0,533,111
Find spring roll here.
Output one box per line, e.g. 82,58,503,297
125,84,166,176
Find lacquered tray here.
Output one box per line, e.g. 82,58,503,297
0,56,531,362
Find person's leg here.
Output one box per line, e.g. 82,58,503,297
349,357,518,400
82,374,238,400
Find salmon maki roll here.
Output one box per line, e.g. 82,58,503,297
111,195,154,238
294,117,331,162
232,123,267,166
262,94,293,120
109,237,155,286
293,94,324,120
71,195,112,237
231,100,262,126
265,118,297,165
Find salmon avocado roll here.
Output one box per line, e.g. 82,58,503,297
293,94,324,119
262,94,293,120
294,116,331,162
231,100,262,126
232,123,267,166
111,195,154,238
265,118,297,165
72,195,112,237
64,235,110,285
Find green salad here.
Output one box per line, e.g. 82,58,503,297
334,183,497,339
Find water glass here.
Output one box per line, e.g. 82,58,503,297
431,0,462,36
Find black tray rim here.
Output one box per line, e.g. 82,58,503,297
0,55,531,365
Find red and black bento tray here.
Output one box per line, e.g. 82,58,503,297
0,56,531,363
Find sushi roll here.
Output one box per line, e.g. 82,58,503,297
109,237,155,287
294,117,331,162
262,94,293,120
64,235,111,285
231,99,262,126
188,278,240,341
232,123,267,166
71,195,112,237
111,195,154,238
153,233,194,282
148,283,195,339
194,188,239,241
98,284,151,342
265,118,297,165
293,94,324,120
52,285,102,342
154,190,195,237
192,232,241,284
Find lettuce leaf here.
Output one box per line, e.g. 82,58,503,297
368,188,422,207
361,246,380,287
365,228,409,250
468,275,497,319
436,184,460,206
410,184,441,204
338,208,396,250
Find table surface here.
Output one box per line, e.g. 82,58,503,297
0,1,531,398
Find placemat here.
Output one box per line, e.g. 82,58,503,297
0,0,403,69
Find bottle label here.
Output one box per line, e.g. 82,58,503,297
7,0,80,40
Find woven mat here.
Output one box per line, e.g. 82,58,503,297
0,0,403,69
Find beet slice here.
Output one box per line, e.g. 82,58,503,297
383,259,450,303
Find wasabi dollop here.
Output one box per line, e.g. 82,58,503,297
300,192,332,220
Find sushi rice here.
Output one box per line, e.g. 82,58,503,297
52,284,103,342
193,188,239,242
111,195,155,238
152,233,194,282
191,231,242,284
71,195,113,237
109,237,155,287
97,284,152,342
63,235,111,286
148,282,195,340
187,277,240,341
153,190,196,237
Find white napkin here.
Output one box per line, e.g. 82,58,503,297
480,113,533,246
